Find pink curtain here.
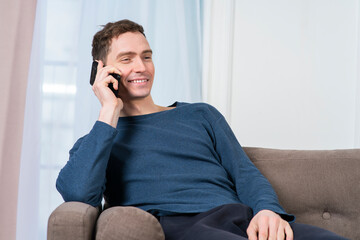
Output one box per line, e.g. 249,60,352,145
0,0,37,239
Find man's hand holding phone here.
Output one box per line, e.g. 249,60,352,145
90,60,123,128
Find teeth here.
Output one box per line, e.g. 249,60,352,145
131,79,147,83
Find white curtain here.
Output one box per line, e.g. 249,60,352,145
356,0,360,147
202,0,235,121
16,1,44,239
17,0,203,239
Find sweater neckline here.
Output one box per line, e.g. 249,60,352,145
117,101,182,122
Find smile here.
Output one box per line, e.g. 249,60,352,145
128,79,149,83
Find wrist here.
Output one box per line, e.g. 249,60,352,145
98,105,121,128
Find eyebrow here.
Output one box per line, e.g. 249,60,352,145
115,49,153,60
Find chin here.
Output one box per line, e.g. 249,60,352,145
126,92,151,100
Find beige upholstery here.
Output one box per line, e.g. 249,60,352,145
48,148,360,240
95,206,164,240
47,201,100,240
243,147,360,240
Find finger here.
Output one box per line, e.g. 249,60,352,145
276,222,285,240
104,75,118,86
99,63,121,76
247,224,258,240
98,66,122,85
94,60,106,84
110,74,119,90
95,60,122,79
285,223,293,240
97,60,103,71
94,75,111,86
93,76,117,94
258,218,269,240
259,218,269,240
93,76,118,100
268,218,279,240
109,66,122,76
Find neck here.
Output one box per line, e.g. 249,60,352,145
120,95,162,117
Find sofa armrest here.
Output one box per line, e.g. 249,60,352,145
47,201,100,240
95,206,165,240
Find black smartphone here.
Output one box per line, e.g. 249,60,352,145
90,61,121,98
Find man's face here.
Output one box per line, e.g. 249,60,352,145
105,32,155,101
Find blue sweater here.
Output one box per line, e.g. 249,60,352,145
56,102,294,220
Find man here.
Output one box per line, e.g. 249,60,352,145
57,19,346,240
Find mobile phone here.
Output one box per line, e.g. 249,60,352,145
90,61,121,98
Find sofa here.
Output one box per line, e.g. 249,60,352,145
48,147,360,240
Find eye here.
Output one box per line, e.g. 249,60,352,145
121,58,131,63
144,55,152,61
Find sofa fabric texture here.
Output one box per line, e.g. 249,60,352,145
47,201,100,240
48,147,359,240
243,147,359,240
95,206,165,240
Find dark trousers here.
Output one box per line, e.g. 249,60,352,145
158,204,348,240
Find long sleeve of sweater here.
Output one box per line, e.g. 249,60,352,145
211,115,294,221
56,121,118,207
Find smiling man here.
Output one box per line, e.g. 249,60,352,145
56,19,347,240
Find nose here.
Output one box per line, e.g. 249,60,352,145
133,57,146,72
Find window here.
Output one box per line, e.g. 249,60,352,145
38,0,82,238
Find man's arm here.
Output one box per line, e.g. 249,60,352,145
212,115,293,218
56,61,123,206
210,110,294,239
56,121,118,206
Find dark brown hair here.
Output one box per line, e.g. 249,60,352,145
91,19,145,63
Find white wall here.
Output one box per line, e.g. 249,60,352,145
203,0,360,149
